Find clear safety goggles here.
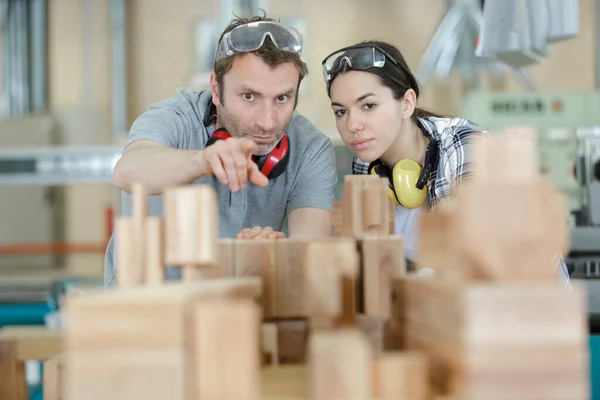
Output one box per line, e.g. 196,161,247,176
321,44,402,84
215,21,303,62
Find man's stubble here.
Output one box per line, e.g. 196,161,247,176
217,93,293,156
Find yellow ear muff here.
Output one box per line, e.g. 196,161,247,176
391,159,427,209
370,164,400,205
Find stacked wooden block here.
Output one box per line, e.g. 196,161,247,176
50,173,431,399
44,127,589,400
388,128,590,400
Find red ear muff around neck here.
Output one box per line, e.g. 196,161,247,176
206,129,290,180
253,134,290,179
206,128,232,146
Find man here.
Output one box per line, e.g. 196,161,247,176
104,16,337,287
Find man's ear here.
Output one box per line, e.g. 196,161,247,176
209,72,220,106
402,88,417,120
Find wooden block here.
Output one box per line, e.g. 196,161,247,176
275,319,308,364
383,319,405,351
404,276,587,344
365,177,390,236
43,354,65,400
275,239,310,318
340,175,386,237
261,365,306,399
390,276,408,322
261,323,279,366
131,182,148,285
145,217,164,285
362,187,383,234
163,185,218,279
308,329,372,400
66,349,186,400
218,238,235,277
357,315,387,353
191,298,260,400
388,199,395,234
0,326,62,361
235,239,278,318
304,238,359,327
416,198,463,279
65,278,261,351
402,276,589,399
0,338,27,400
331,202,342,236
472,129,538,183
116,218,136,287
372,351,429,400
454,180,569,282
361,236,405,317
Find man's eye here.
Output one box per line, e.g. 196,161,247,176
277,95,288,103
243,93,255,101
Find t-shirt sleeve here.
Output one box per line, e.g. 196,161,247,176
127,97,194,150
287,138,338,212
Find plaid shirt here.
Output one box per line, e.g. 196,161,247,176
352,116,571,288
352,116,486,209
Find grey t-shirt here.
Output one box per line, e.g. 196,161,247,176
104,88,337,287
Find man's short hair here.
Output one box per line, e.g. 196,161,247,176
214,14,308,103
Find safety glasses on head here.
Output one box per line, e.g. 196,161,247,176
321,43,403,85
215,21,303,62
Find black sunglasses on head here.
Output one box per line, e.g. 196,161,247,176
321,43,405,84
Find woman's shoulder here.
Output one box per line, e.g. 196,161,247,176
420,116,486,141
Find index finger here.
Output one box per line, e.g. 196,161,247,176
248,161,269,187
237,137,257,155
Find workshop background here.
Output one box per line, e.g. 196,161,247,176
1,0,599,398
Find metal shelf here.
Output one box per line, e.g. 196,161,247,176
0,146,123,186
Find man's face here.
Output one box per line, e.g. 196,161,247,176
212,53,300,156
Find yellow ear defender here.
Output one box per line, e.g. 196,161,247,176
367,139,438,209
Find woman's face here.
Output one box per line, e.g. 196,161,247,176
329,70,405,163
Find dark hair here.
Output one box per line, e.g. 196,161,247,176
326,40,446,123
214,13,308,105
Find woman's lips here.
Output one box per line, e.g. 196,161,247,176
351,138,374,150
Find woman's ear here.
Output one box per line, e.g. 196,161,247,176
402,88,417,120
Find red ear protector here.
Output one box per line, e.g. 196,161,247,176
206,128,290,179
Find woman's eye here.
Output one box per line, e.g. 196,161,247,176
363,103,376,110
334,109,346,117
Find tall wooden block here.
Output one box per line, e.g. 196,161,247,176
234,239,278,318
308,329,372,400
164,185,219,280
402,276,589,400
191,298,261,400
361,236,406,317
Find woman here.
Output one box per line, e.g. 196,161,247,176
322,40,571,287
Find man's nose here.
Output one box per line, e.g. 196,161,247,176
256,102,275,132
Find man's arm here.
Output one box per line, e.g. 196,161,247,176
286,137,338,238
113,98,268,195
113,98,206,195
287,207,332,238
114,140,207,195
